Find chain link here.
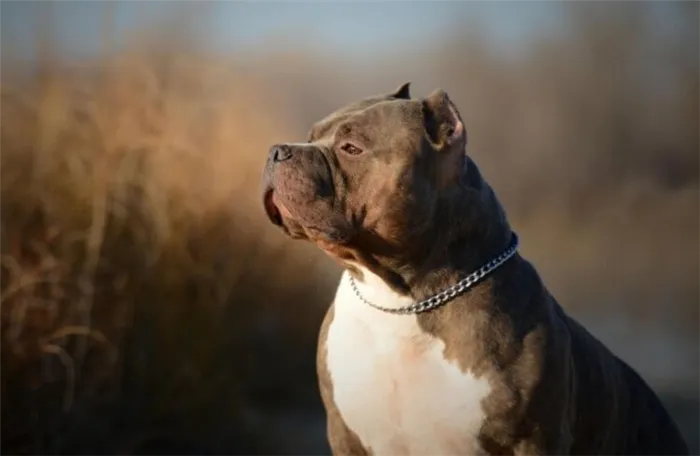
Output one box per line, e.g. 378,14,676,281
349,233,519,315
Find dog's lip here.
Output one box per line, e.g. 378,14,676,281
263,188,283,226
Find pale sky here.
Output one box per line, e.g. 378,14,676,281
2,1,568,59
0,1,684,61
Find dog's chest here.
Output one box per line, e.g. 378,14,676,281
325,269,491,455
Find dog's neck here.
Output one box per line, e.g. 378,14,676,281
348,158,514,303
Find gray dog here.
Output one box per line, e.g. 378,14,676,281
261,83,688,455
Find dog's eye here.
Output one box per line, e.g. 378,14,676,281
340,142,363,155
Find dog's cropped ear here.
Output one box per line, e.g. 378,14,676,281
422,89,466,149
388,82,411,100
423,89,467,188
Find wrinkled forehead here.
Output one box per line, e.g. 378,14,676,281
308,96,421,143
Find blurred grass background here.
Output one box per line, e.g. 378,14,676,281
1,1,698,454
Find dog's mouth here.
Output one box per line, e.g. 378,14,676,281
263,188,284,227
264,188,299,234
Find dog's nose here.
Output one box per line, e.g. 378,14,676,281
270,144,292,162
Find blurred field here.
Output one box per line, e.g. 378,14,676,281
1,2,698,454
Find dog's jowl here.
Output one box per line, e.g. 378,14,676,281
261,83,689,455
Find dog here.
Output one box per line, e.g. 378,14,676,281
261,83,689,455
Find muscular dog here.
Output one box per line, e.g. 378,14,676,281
261,83,689,455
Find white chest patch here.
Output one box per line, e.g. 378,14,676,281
325,266,492,456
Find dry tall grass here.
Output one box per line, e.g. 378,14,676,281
1,38,337,454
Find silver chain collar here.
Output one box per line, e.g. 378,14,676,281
348,233,519,315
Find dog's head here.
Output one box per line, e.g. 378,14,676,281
262,83,506,289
